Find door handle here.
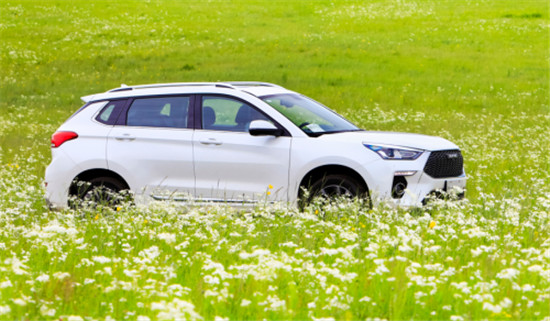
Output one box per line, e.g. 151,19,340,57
114,134,136,141
200,138,222,145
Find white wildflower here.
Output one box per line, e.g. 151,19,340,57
40,305,56,317
239,249,270,259
204,275,220,285
281,241,298,248
398,243,413,252
0,305,11,315
103,267,112,275
394,255,408,262
204,289,218,297
462,227,488,238
175,241,190,250
321,248,340,256
158,232,176,244
522,284,534,292
240,299,251,307
414,291,426,300
36,273,50,282
0,280,13,288
43,221,78,237
451,281,471,294
471,247,483,257
139,246,161,260
124,269,138,278
151,302,165,310
372,258,390,274
496,268,519,280
152,298,202,320
527,265,542,273
265,295,286,311
53,272,70,280
482,302,502,314
92,256,111,264
324,237,335,246
500,297,513,308
84,278,95,285
8,257,28,275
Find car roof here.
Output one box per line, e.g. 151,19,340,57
81,82,292,103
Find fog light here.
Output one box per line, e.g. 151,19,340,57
391,176,408,199
394,170,417,176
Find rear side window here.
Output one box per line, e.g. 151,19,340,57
127,96,190,128
95,100,127,125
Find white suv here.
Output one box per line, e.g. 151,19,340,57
45,82,466,209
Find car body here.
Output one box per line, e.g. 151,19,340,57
45,82,466,209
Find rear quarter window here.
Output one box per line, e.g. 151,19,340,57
66,101,106,121
95,100,127,125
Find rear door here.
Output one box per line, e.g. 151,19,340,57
193,95,291,205
106,95,195,202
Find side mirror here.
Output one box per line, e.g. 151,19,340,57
249,120,282,137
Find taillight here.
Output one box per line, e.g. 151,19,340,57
51,131,78,148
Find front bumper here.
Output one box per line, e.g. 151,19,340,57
384,171,467,207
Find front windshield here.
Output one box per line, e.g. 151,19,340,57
261,93,360,136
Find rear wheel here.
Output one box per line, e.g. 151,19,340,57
299,174,368,209
70,176,130,208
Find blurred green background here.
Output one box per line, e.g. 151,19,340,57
1,0,549,201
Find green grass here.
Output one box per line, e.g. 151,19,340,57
0,0,549,319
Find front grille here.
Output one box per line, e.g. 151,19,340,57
424,150,463,178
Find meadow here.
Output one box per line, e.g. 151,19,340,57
0,0,549,319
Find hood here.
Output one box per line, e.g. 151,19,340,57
320,131,459,151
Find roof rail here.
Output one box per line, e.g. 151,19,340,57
222,82,283,88
107,81,282,93
108,82,235,93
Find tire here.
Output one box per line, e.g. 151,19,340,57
70,176,129,208
299,174,368,209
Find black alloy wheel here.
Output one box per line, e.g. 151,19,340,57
300,174,368,209
70,176,130,208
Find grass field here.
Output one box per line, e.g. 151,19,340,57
1,0,549,320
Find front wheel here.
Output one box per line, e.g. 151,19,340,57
299,174,369,209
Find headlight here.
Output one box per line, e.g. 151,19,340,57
364,144,423,160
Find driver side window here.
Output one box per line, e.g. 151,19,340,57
201,96,269,132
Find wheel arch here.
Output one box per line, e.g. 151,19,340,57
69,168,130,196
298,164,369,196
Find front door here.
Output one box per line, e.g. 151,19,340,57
193,95,291,204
